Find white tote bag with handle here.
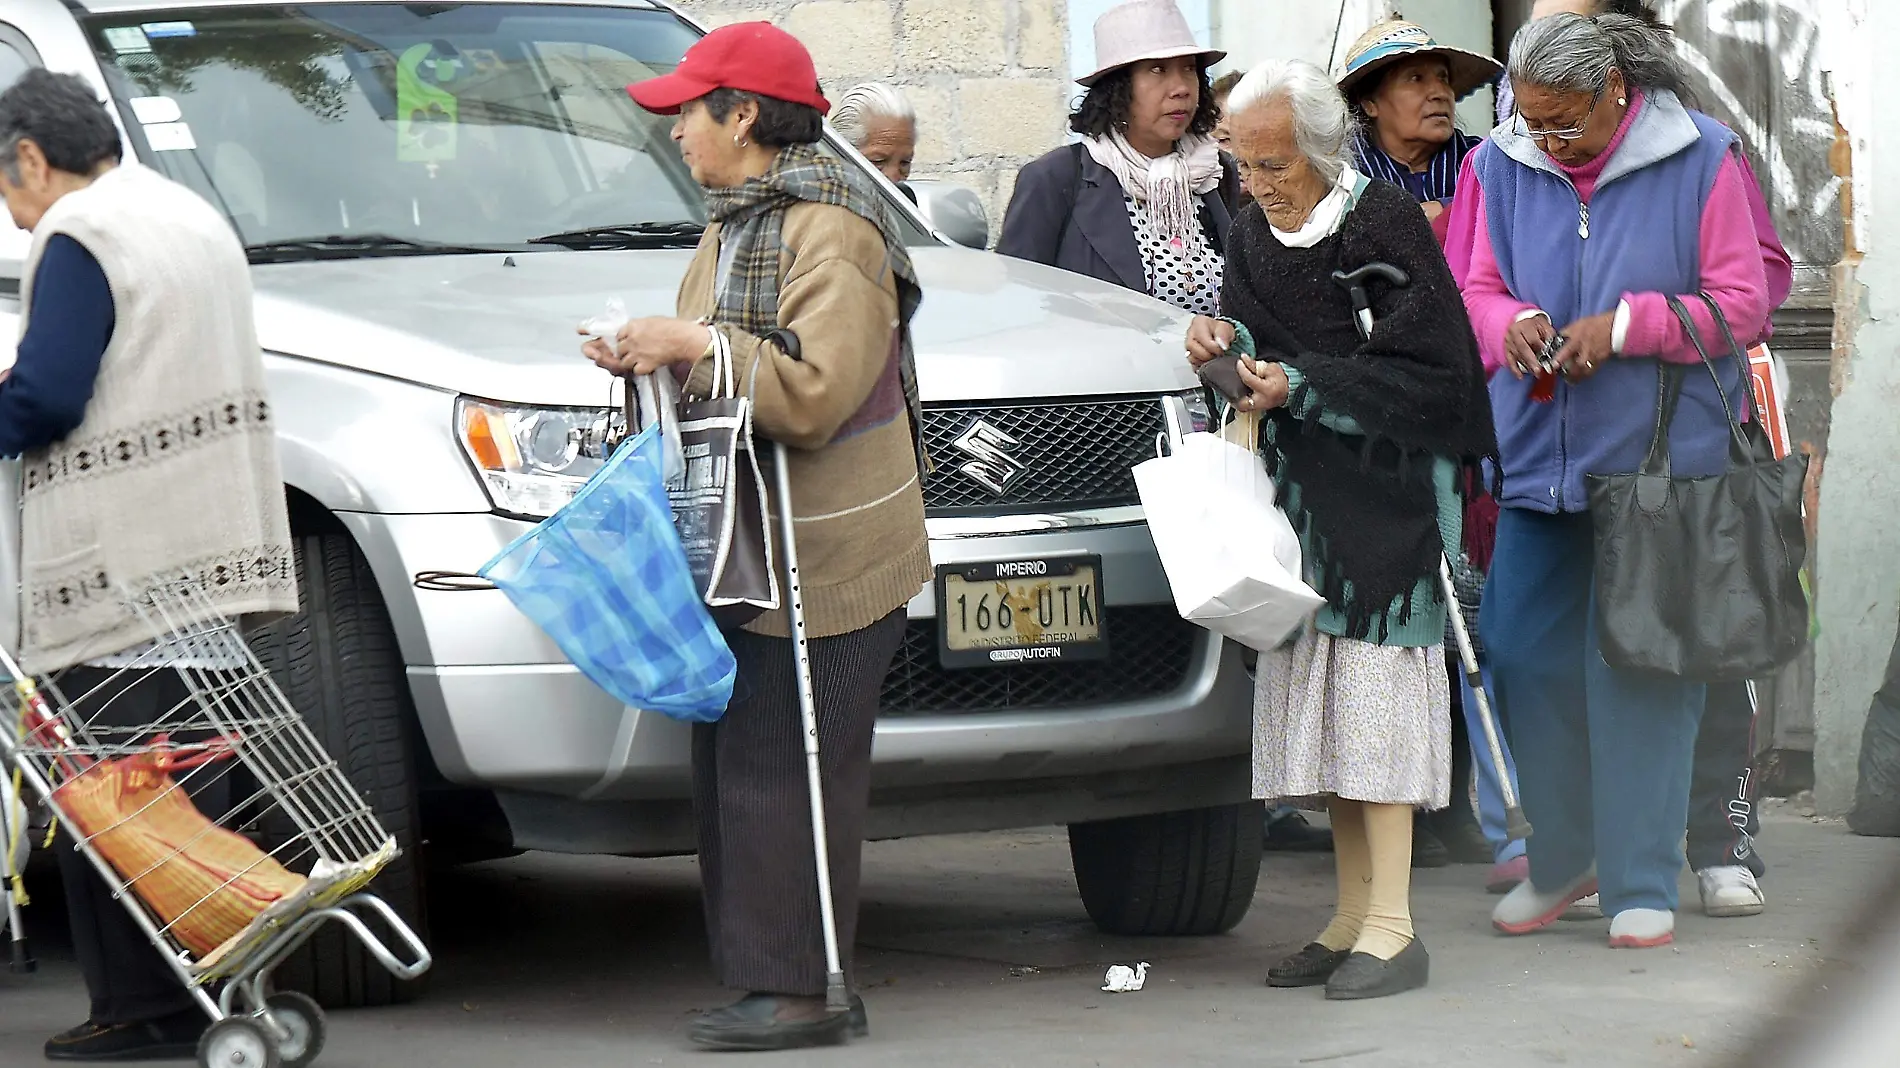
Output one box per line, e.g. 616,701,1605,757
1134,429,1323,651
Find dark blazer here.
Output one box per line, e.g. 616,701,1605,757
996,143,1242,295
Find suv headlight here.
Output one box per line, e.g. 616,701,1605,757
456,398,622,519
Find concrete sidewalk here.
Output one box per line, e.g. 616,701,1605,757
0,800,1892,1066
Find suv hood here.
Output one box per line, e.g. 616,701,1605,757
251,245,1199,407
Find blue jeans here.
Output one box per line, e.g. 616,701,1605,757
1460,663,1525,864
1480,509,1706,914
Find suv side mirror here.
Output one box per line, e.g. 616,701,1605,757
906,180,990,250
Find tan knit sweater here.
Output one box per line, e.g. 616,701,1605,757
679,201,929,639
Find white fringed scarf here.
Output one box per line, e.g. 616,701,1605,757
1084,130,1224,244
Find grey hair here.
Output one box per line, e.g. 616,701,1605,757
1224,59,1352,184
1508,12,1688,99
0,134,22,185
829,82,916,147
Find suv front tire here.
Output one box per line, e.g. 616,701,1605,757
249,531,428,1007
1068,801,1263,936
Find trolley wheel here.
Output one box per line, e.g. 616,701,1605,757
265,991,326,1068
198,1017,282,1068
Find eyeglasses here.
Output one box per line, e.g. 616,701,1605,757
1515,90,1603,143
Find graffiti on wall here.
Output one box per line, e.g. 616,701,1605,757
1660,0,1842,268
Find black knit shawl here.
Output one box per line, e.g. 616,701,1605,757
1221,180,1498,640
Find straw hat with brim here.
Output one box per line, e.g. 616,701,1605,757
1335,19,1503,103
1077,0,1226,88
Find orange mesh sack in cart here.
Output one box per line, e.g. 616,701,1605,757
52,744,306,957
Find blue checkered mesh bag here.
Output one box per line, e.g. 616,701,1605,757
480,426,735,722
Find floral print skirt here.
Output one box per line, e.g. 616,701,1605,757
1253,625,1451,809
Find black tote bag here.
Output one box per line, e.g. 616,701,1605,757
663,331,778,628
1584,294,1809,681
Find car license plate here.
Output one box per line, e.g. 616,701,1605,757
936,555,1106,669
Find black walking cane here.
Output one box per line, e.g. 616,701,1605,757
1331,265,1533,842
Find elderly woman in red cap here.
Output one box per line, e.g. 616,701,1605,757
586,22,928,1052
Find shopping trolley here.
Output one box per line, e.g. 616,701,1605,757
0,577,431,1068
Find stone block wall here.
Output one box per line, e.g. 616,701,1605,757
681,0,1073,232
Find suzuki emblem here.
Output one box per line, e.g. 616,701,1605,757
951,418,1027,496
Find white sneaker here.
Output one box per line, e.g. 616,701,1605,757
1561,892,1602,922
1609,908,1675,948
1698,865,1766,918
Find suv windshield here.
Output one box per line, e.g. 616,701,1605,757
81,4,932,258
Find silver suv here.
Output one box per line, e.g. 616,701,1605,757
0,0,1262,1005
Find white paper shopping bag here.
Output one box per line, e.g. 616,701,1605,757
1133,432,1323,651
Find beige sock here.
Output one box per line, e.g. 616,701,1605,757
1315,798,1371,952
1355,802,1418,960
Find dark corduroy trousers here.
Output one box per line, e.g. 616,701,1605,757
58,667,221,1024
692,610,905,996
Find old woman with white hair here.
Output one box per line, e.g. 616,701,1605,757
1185,58,1496,1000
830,82,916,192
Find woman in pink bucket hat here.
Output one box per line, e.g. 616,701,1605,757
997,0,1241,316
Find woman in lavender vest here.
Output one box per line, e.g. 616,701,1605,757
1441,13,1770,950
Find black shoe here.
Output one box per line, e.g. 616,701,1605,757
1428,811,1494,865
689,994,850,1052
1412,821,1450,868
1267,943,1351,988
1263,811,1335,853
45,1010,206,1062
1324,939,1431,1001
848,994,868,1039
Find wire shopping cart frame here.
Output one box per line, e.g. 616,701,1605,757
0,577,430,1068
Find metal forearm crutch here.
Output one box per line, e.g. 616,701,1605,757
760,327,850,1013
0,774,29,972
1332,264,1531,841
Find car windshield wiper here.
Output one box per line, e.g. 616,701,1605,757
528,222,705,250
245,234,515,264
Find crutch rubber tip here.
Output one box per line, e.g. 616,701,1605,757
1505,809,1534,842
10,941,36,974
825,977,850,1014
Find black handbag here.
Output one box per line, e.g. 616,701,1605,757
1584,293,1810,681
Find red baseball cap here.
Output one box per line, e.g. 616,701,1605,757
628,22,830,116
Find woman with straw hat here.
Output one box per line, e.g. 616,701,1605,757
1337,18,1501,229
997,0,1240,316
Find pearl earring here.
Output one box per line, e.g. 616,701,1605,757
1617,96,1627,106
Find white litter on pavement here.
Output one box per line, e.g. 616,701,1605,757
1101,962,1150,993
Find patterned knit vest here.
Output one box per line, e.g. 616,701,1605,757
15,164,297,672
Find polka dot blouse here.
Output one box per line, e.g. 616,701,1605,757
1124,194,1223,316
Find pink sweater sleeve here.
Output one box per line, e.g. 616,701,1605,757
1735,152,1793,345
1446,152,1538,376
1618,152,1772,363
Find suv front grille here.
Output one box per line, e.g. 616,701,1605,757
920,398,1164,514
879,606,1201,716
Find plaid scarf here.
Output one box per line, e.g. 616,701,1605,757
702,144,925,463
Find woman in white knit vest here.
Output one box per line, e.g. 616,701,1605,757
0,71,297,1062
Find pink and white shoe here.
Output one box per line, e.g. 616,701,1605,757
1493,871,1599,935
1486,855,1529,895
